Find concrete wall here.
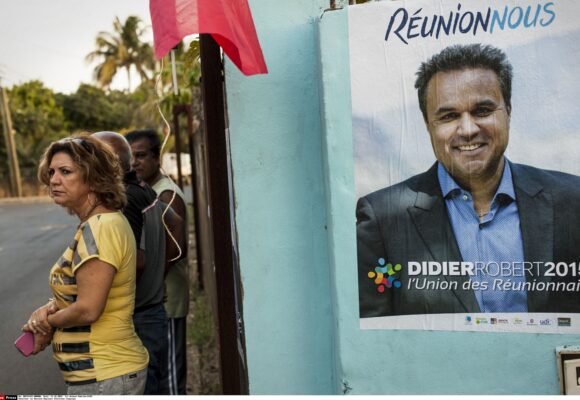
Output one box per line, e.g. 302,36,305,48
224,0,336,394
224,0,580,394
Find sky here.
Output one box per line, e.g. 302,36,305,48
0,0,153,94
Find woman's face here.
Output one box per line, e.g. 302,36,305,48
48,152,91,211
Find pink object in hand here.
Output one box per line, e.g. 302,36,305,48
15,331,34,357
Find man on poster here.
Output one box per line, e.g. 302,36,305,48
357,43,580,318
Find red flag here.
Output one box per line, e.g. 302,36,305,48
149,0,268,75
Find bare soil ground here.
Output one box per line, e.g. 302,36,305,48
185,230,221,395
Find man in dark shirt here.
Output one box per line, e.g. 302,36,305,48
126,129,189,395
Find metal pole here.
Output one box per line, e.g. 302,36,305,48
0,86,22,197
200,33,248,395
172,105,184,190
184,104,205,291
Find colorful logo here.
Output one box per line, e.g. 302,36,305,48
368,258,402,293
465,316,472,324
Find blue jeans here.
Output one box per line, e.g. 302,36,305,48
133,302,169,394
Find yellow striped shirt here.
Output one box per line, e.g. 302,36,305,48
49,212,149,385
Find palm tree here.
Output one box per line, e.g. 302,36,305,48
86,16,154,91
130,39,202,128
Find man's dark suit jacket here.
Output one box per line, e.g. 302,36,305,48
357,162,580,317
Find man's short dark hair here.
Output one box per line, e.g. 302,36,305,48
414,43,513,122
125,129,162,157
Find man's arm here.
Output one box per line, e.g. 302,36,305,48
123,189,146,279
356,196,393,317
158,200,186,273
159,190,188,262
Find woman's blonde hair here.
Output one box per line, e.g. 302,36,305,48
38,133,126,210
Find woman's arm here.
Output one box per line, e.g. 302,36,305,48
47,258,116,328
26,299,58,335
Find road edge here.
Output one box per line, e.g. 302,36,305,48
0,196,52,205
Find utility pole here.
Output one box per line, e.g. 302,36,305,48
0,84,22,197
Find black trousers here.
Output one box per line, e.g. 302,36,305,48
166,317,187,395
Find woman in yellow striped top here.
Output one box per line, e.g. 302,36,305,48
22,135,148,395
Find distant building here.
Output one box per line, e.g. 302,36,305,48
162,153,191,184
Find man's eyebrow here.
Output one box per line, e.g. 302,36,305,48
433,106,456,116
474,99,499,108
433,99,499,116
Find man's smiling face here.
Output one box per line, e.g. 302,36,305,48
425,68,511,187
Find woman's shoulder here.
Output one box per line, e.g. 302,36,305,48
80,212,135,267
84,211,132,236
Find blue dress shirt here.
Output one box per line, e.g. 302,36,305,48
437,160,528,312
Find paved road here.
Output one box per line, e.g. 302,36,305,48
0,201,77,394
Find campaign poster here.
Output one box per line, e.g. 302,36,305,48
351,0,580,333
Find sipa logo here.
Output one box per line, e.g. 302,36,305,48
368,258,402,293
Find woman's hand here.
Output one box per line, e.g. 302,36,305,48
26,301,58,335
32,331,53,354
21,322,54,355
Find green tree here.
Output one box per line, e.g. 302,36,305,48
86,16,154,91
8,81,67,171
160,39,201,104
128,39,202,133
85,15,203,147
58,84,139,132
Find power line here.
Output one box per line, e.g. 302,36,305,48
0,64,36,83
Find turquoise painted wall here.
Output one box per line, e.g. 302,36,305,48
225,0,580,394
224,0,337,394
